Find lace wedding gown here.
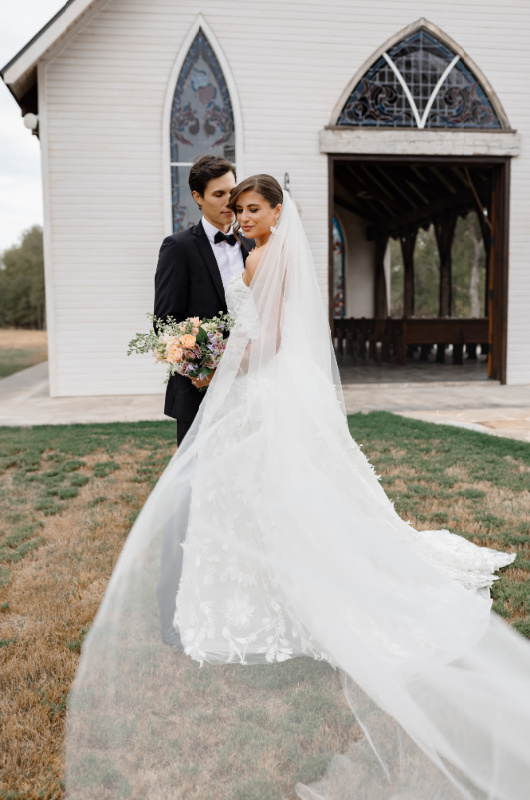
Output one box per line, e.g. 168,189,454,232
175,271,514,667
66,193,530,800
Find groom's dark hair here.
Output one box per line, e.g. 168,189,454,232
189,155,236,197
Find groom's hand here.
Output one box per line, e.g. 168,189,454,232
191,371,215,389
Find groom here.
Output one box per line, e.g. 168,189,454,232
154,154,253,445
153,154,253,646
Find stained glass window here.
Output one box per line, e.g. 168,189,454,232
333,217,345,318
170,30,235,232
338,29,501,129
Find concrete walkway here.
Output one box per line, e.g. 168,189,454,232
0,362,167,427
1,361,529,443
341,382,530,443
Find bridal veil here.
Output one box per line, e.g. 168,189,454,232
66,191,530,799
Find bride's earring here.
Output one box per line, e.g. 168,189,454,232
270,219,279,234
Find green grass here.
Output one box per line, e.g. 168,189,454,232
0,421,176,590
0,413,528,625
0,348,47,378
348,412,530,634
0,413,528,799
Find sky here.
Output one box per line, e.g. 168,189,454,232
0,0,66,253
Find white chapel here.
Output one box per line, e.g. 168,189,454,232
2,0,529,395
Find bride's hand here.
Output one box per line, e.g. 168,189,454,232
191,371,215,389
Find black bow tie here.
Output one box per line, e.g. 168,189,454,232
214,231,237,246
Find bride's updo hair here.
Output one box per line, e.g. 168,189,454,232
228,174,283,234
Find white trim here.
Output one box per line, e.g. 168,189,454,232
382,51,461,130
161,14,244,236
382,52,422,128
38,60,58,397
329,17,511,131
320,128,521,157
419,54,460,128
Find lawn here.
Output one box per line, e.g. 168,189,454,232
0,413,528,799
0,329,48,378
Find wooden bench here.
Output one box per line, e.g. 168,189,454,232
333,317,489,365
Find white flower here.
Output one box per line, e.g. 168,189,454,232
223,591,256,628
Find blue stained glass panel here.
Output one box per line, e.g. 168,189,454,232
338,29,501,130
333,217,345,318
170,30,235,232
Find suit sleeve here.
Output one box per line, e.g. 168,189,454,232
154,236,189,331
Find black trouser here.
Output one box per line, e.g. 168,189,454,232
156,419,192,630
176,419,192,446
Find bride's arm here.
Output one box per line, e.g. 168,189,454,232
237,252,286,375
242,248,260,287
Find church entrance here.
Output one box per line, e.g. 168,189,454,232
323,20,515,384
329,155,510,382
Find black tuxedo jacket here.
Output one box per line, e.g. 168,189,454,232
154,220,253,422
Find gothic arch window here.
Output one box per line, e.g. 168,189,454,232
337,27,502,130
332,217,346,318
170,29,235,232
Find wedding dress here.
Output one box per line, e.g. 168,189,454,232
175,269,513,668
66,193,530,800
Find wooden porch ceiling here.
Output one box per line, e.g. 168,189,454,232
333,162,492,238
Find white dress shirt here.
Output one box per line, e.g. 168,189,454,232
201,216,244,289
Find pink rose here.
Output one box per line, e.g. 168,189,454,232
166,342,183,363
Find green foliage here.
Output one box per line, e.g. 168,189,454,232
413,225,440,317
389,212,486,319
389,237,404,317
0,226,45,329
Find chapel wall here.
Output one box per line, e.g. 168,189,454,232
41,0,530,394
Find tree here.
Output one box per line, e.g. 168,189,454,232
0,226,45,329
413,225,439,317
451,212,486,318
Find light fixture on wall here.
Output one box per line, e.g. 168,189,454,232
23,113,39,134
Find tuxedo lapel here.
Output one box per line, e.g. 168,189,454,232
193,221,226,306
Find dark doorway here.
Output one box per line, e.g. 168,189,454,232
329,156,510,382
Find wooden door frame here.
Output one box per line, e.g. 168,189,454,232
328,154,511,383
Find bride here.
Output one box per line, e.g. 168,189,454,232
66,175,530,800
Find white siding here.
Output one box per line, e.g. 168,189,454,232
336,209,376,318
41,0,530,394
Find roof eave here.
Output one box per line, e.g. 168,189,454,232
1,0,98,107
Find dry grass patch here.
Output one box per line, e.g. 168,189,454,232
0,330,48,350
0,413,529,798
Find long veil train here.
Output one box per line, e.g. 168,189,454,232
66,192,530,799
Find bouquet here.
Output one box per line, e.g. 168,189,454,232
128,313,234,388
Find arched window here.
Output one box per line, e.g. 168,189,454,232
170,30,235,232
337,27,501,130
332,217,345,318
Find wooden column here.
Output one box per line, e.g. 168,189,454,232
476,207,491,325
399,225,417,318
434,214,457,363
434,214,457,317
374,234,389,318
488,161,510,383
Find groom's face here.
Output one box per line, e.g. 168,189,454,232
193,171,236,232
